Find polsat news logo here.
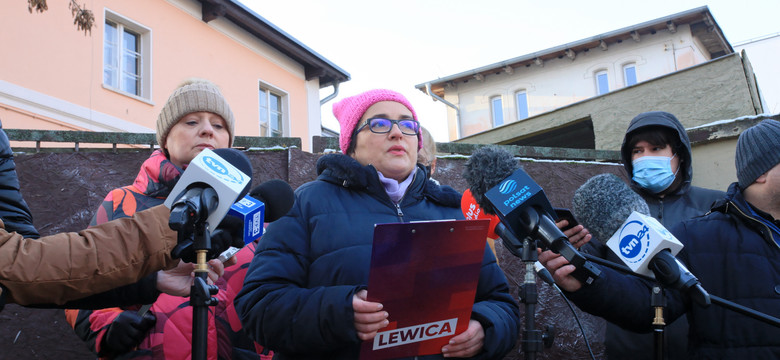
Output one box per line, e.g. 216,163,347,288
372,318,457,350
202,155,246,185
617,220,651,265
498,179,518,194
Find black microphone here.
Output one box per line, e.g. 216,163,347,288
250,179,295,222
463,145,601,285
573,173,709,305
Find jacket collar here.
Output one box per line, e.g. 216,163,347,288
132,150,182,198
712,182,780,247
315,154,461,208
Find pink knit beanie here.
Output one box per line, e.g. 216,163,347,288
332,89,422,154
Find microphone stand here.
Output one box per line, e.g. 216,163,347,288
190,221,219,360
650,284,666,360
496,224,554,360
169,188,220,360
581,252,780,359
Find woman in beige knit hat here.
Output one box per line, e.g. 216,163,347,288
156,78,235,168
67,79,273,359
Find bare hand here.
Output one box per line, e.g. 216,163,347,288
155,259,225,297
222,255,238,267
442,319,484,358
352,289,388,341
538,249,583,292
556,220,591,249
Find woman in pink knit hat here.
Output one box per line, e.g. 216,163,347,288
236,89,520,360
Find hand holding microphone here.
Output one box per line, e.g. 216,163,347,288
565,173,709,304
463,145,601,285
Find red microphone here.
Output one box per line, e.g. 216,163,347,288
461,189,500,240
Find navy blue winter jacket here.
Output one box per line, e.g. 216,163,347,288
235,154,519,360
568,182,780,359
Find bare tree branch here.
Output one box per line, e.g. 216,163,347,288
27,0,95,35
27,0,47,13
69,0,95,35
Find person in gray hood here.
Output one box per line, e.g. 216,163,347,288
584,111,725,360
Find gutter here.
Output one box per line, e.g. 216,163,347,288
320,82,340,105
425,83,461,139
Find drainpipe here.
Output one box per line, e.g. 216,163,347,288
320,81,340,105
425,82,461,139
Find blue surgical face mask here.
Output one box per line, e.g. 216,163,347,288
632,154,679,193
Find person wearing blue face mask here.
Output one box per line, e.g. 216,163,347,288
632,153,679,193
581,111,725,360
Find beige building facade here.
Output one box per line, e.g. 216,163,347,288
416,7,734,143
0,0,349,151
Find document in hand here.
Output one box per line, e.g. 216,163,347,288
359,219,490,360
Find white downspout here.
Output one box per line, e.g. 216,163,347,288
425,82,461,139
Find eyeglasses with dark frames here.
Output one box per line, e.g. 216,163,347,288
355,117,420,136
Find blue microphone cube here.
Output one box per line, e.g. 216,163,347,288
484,168,557,231
228,195,266,244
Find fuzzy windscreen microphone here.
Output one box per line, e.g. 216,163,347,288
462,145,519,215
572,173,650,243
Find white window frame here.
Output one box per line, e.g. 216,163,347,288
103,10,152,101
623,63,638,86
259,82,289,137
515,90,529,120
490,95,504,126
595,70,609,95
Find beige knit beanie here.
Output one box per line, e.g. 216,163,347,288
156,78,235,148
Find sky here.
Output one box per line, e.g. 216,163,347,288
240,0,780,142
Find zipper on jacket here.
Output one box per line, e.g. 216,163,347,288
395,202,404,218
391,170,418,221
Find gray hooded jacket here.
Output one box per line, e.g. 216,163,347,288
600,111,726,360
620,111,725,227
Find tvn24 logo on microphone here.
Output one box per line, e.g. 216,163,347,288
606,212,683,277
164,148,251,228
202,154,246,185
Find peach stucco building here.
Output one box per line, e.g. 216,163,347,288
0,0,349,151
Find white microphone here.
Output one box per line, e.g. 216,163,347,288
605,211,709,305
164,148,252,230
606,211,684,278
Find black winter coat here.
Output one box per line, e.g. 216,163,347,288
569,182,780,359
235,154,519,360
0,123,38,238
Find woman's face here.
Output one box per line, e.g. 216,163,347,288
164,111,230,168
351,101,419,181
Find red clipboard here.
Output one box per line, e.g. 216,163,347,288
359,219,489,360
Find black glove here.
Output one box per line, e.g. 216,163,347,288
171,216,244,263
100,310,156,356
